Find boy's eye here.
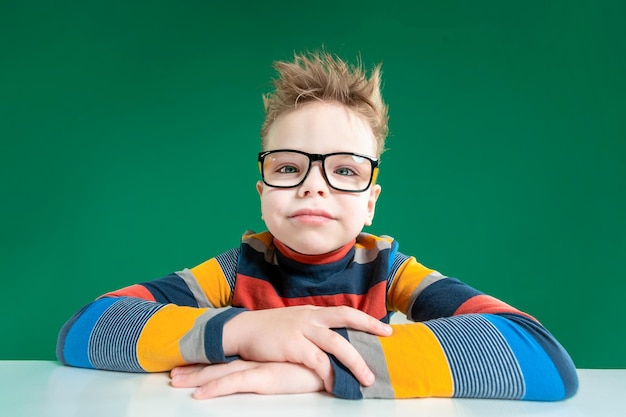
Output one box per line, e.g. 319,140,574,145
278,165,299,174
334,167,356,176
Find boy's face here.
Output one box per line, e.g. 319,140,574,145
257,101,382,255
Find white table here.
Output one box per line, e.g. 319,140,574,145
1,361,623,417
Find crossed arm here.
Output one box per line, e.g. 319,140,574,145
172,305,390,398
171,307,579,400
57,299,388,396
57,258,578,400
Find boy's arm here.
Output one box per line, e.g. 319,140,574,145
329,256,578,401
56,250,246,372
57,250,385,385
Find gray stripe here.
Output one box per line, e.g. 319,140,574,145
215,247,240,291
424,314,525,399
179,307,232,364
347,330,395,398
176,269,212,308
89,298,164,372
406,271,445,321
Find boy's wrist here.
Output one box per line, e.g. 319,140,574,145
222,309,249,357
205,307,247,363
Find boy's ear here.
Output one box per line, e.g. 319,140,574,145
365,184,382,226
256,181,264,196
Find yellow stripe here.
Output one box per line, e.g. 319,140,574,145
380,323,453,398
387,257,435,313
355,233,392,250
243,230,274,247
190,258,233,307
137,305,205,371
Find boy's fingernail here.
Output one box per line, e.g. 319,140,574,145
364,370,375,385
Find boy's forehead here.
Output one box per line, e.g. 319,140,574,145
264,101,378,155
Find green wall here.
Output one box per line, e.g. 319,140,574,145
2,1,625,368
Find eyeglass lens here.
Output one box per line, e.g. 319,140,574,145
261,151,373,191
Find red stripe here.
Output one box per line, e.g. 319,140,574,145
102,284,156,301
273,239,355,264
233,274,387,319
455,294,536,321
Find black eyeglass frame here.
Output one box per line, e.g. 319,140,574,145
257,149,379,193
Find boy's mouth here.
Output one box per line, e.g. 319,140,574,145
289,209,334,225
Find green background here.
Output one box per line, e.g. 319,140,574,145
2,0,624,368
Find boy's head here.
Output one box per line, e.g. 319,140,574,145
256,51,389,255
260,50,389,156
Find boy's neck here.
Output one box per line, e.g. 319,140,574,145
273,238,356,265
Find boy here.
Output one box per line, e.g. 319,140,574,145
57,50,578,400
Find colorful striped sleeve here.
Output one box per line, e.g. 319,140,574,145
330,254,578,400
56,248,244,372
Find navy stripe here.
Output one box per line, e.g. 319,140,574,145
237,243,388,298
203,307,247,363
141,273,198,307
215,247,239,292
411,278,482,321
425,314,525,399
89,298,164,372
285,261,386,297
329,328,363,399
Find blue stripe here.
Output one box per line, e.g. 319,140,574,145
425,314,525,399
60,297,119,369
141,273,198,307
89,298,163,372
488,314,572,400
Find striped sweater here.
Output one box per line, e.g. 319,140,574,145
56,231,578,400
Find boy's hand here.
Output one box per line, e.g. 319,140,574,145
170,361,324,399
222,305,392,392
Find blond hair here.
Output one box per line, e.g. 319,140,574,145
260,50,389,156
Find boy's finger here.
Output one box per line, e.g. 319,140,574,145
304,326,375,388
293,342,335,392
314,306,392,336
192,367,274,399
192,364,322,399
171,361,254,388
192,372,249,399
170,364,205,378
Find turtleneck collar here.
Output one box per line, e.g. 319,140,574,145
273,238,356,265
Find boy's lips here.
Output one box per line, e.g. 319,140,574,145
289,209,334,224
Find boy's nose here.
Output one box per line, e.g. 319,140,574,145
298,162,329,196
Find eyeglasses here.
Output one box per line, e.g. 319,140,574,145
258,149,379,193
